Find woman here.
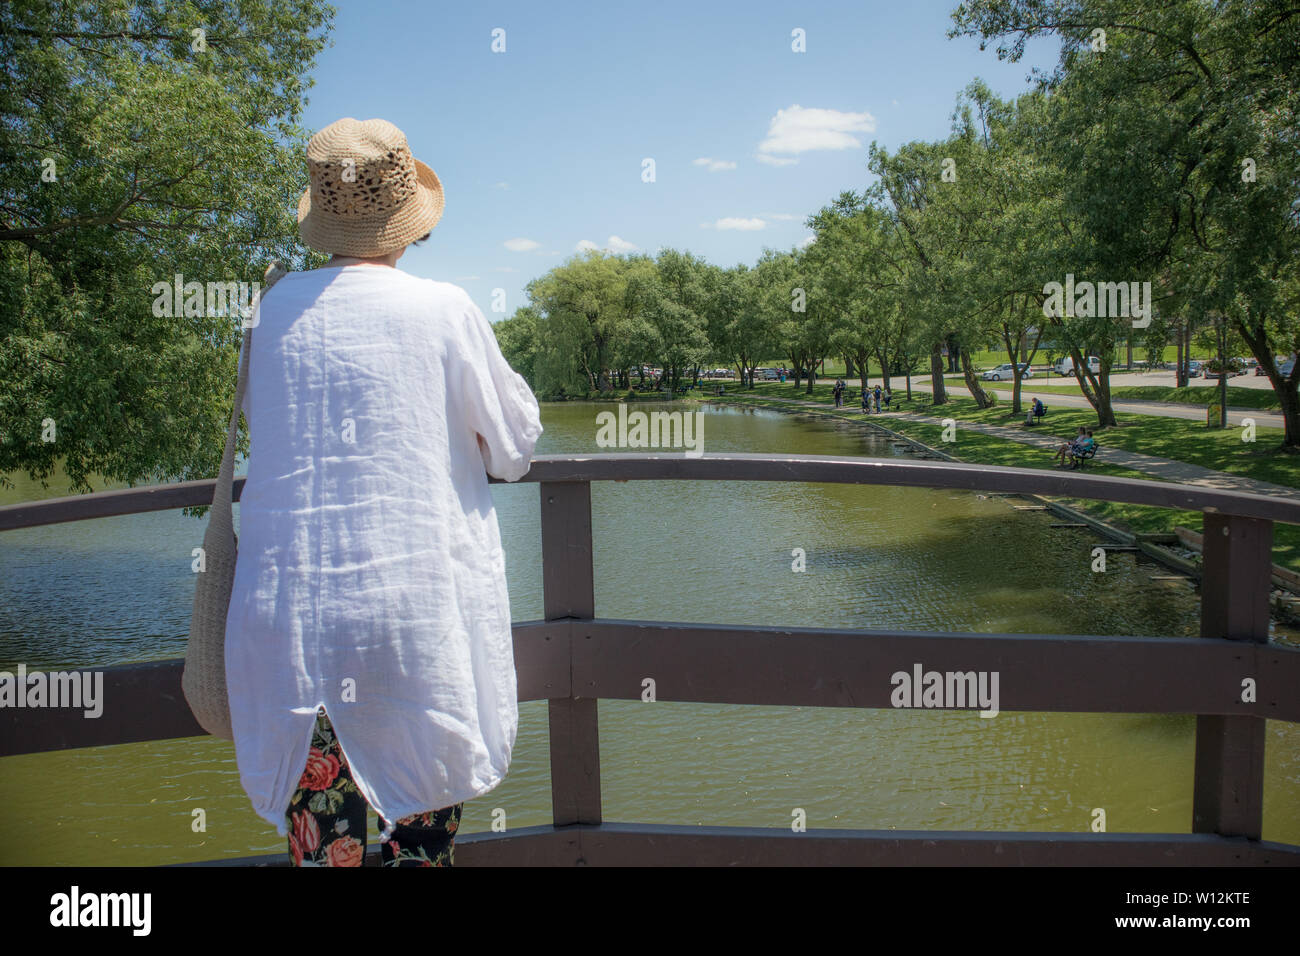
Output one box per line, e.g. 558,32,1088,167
226,118,543,866
1053,426,1087,466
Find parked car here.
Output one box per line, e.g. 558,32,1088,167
981,363,1032,381
1280,358,1296,378
1187,360,1203,377
1054,356,1100,376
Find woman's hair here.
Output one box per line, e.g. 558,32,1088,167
411,232,431,247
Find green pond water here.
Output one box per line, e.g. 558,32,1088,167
1,401,1296,864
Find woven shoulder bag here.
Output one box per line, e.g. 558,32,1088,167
183,262,286,739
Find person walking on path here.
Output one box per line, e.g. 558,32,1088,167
225,118,543,867
873,385,882,414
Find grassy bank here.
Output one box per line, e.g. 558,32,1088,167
707,387,1300,573
1002,382,1282,410
743,382,1300,489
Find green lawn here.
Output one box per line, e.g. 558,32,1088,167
810,346,1220,380
707,388,1300,573
894,395,1300,490
999,382,1281,410
734,380,1300,489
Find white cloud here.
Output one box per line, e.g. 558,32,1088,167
766,213,799,221
755,153,799,167
798,235,816,248
504,237,540,252
693,157,737,172
454,275,481,281
575,236,639,253
494,181,510,189
495,266,518,273
705,217,766,231
892,99,900,107
757,105,877,162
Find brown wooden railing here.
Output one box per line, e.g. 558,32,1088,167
2,454,1299,865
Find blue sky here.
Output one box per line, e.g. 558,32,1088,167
300,0,1061,318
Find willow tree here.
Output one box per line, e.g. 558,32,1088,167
870,135,997,409
952,0,1300,446
804,192,912,393
527,250,631,394
701,263,767,388
0,0,333,495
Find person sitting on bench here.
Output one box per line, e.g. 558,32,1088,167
1032,397,1046,420
1070,430,1097,468
1053,427,1087,465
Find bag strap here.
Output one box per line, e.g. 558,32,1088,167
210,261,287,513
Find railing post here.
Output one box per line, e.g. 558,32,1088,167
1192,513,1271,839
539,480,601,828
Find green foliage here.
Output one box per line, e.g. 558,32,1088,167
0,0,334,495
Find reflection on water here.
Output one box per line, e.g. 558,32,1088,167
0,402,1296,863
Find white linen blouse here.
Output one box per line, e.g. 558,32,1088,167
224,265,542,837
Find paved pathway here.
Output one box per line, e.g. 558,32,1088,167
723,394,1300,501
910,381,1284,429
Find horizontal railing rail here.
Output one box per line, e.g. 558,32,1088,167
5,453,1300,531
6,621,1299,758
2,454,1298,866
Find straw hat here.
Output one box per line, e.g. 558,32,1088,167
297,118,444,256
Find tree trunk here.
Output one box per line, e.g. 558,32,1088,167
1236,315,1300,449
960,349,994,408
874,348,892,393
929,343,948,406
1070,346,1119,427
1216,321,1228,429
844,355,855,379
1175,324,1186,387
1000,320,1023,415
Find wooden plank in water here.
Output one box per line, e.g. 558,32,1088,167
1012,505,1048,511
1050,523,1088,528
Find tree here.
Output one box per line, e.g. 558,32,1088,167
952,0,1300,446
0,0,334,495
526,250,630,394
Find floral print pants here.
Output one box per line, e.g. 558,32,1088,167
286,708,463,867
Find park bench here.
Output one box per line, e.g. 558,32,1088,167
1069,443,1099,469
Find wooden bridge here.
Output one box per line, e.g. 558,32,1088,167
2,453,1298,865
